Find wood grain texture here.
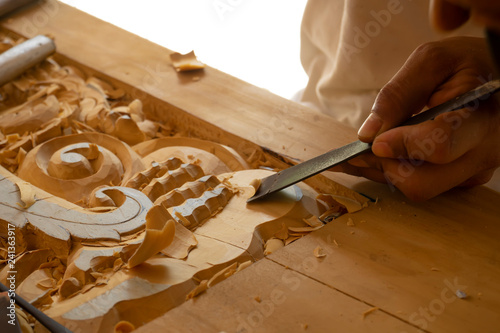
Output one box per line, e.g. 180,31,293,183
137,258,420,333
1,0,357,163
2,2,500,333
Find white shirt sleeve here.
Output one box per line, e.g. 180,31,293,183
298,0,483,128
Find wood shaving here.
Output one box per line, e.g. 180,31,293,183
16,181,36,208
249,178,261,196
161,222,198,260
127,206,176,268
59,277,82,299
362,306,379,318
36,277,57,289
175,210,192,228
170,51,205,72
274,222,289,240
302,215,324,228
207,262,238,288
236,260,252,272
114,320,135,333
264,238,284,255
329,195,363,213
288,226,322,233
313,246,326,258
186,280,208,300
346,218,355,227
285,235,302,246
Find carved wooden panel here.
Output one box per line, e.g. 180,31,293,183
0,34,367,332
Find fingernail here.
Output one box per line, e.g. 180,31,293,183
372,141,393,158
358,112,383,142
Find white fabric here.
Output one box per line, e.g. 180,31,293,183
298,0,500,192
298,0,483,128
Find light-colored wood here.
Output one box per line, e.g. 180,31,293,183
137,258,419,333
1,2,500,333
139,182,500,333
0,167,152,252
0,33,345,331
0,0,358,164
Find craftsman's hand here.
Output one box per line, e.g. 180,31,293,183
349,37,500,201
431,0,500,32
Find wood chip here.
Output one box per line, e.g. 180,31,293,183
288,226,322,233
285,235,302,246
128,206,176,268
36,278,57,289
236,260,252,272
362,306,379,318
114,320,135,333
347,218,355,227
161,222,198,260
16,181,36,208
302,215,324,228
330,195,363,213
207,262,238,288
186,280,208,300
274,222,289,240
170,51,205,72
264,238,284,255
313,246,326,258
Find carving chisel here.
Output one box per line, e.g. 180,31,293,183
248,79,500,202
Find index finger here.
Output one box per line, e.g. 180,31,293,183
357,37,490,142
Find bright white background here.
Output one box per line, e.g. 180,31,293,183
59,0,309,100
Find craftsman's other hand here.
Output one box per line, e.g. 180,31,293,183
351,37,500,201
431,0,500,32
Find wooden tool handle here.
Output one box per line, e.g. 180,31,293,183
0,35,56,86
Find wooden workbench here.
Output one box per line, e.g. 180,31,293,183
2,1,500,332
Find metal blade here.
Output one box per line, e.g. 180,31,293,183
247,79,500,202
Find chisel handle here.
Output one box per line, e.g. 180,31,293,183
0,35,56,86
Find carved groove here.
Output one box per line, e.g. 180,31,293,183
142,163,205,202
172,184,234,229
125,157,183,190
154,175,221,209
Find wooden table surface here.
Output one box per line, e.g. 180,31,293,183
2,2,500,332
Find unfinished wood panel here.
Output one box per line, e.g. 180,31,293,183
1,1,358,164
136,258,420,333
267,182,500,333
0,30,367,332
1,3,499,333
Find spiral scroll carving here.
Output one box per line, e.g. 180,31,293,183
17,132,145,204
